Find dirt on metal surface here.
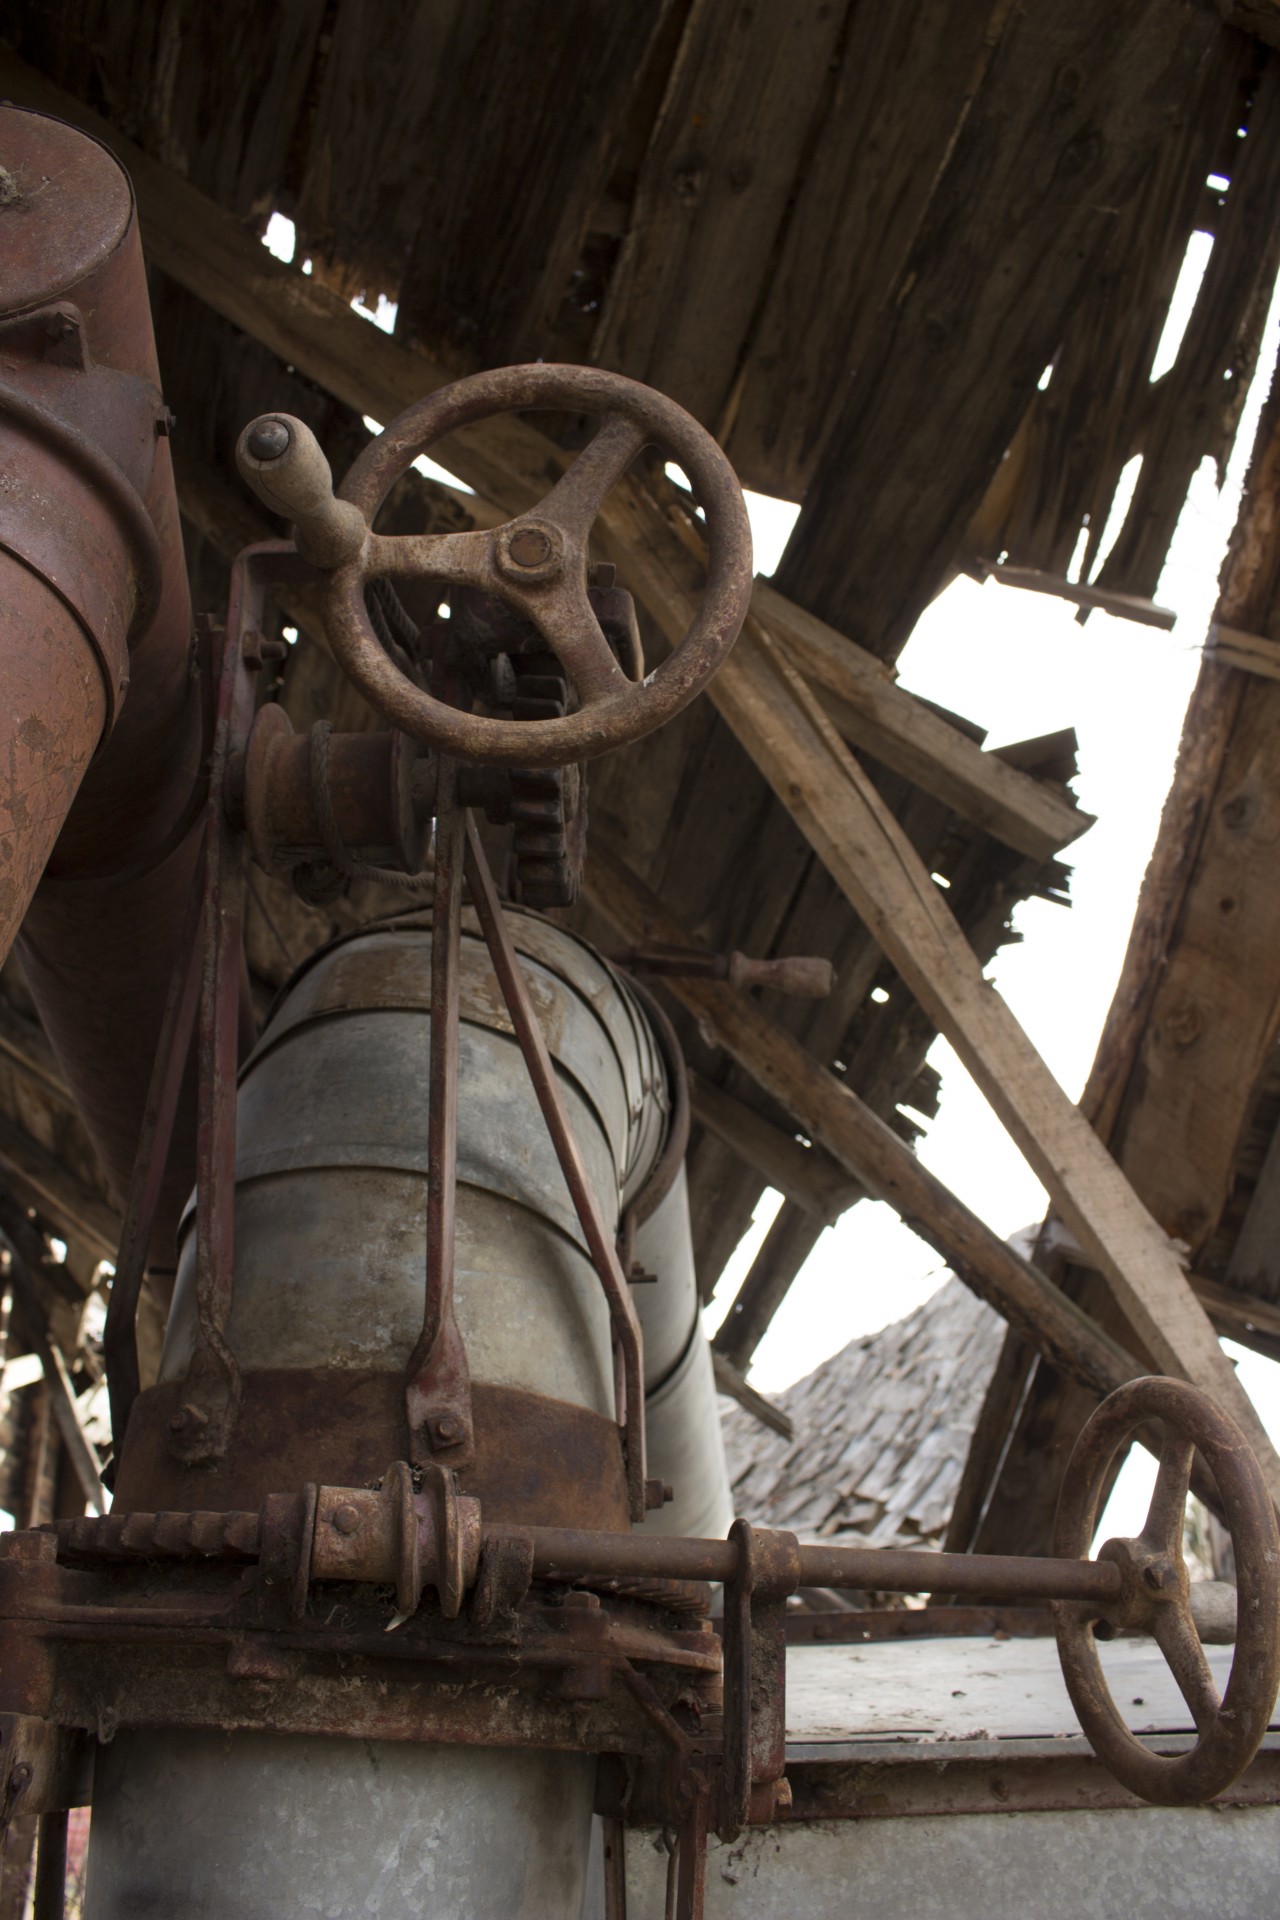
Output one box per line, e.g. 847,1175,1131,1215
1,106,202,1260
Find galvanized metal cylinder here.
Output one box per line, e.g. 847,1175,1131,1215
85,1730,594,1920
101,908,732,1916
159,909,666,1430
633,1168,733,1541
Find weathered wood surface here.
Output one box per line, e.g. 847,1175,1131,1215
714,1199,830,1375
707,619,1280,1491
755,582,1092,861
774,0,1224,656
964,381,1280,1554
585,840,1140,1404
688,1073,856,1225
969,34,1256,590
1095,51,1280,603
725,1279,1004,1554
711,1350,794,1442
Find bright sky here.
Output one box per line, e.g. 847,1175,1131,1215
705,238,1280,1544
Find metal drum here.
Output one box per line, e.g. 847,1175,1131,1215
95,906,731,1920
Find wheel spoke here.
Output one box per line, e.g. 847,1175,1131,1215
1153,1604,1221,1735
532,578,630,704
538,414,650,546
1143,1431,1195,1556
365,526,495,587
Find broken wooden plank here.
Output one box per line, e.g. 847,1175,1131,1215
772,0,1223,658
704,619,1280,1497
711,1350,795,1442
958,382,1280,1555
754,580,1093,860
586,841,1140,1405
715,1199,828,1374
978,564,1177,632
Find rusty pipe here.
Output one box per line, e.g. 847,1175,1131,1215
0,107,203,1265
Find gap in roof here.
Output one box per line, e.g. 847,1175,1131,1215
362,415,474,495
352,292,399,335
262,211,295,263
1150,229,1214,382
665,462,799,575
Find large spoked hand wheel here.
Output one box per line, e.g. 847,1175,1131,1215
236,364,753,769
1054,1376,1280,1805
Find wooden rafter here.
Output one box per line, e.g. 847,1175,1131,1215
584,840,1140,1405
5,49,1273,1496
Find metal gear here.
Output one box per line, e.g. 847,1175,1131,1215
509,656,588,908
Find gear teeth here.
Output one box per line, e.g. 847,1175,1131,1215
509,656,586,907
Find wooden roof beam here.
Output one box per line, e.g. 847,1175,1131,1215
688,1071,858,1225
0,52,1091,867
585,839,1140,1407
8,52,1262,1482
709,616,1280,1500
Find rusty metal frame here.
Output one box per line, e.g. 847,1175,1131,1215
464,814,653,1521
404,754,475,1468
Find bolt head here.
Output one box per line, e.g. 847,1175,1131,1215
331,1504,361,1536
246,417,291,462
508,527,553,569
434,1413,465,1446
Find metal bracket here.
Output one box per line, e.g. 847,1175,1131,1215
721,1519,800,1838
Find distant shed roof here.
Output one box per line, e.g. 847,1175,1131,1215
723,1278,1002,1552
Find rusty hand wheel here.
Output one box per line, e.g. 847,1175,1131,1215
236,364,753,769
1053,1375,1280,1804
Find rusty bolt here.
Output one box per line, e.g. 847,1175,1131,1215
246,417,292,462
330,1504,361,1536
434,1413,465,1447
508,527,553,569
169,1403,208,1436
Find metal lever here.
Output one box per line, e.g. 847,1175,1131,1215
614,941,834,999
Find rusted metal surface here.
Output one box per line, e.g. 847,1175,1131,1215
239,705,426,877
521,1528,1125,1607
236,365,754,768
2,107,203,1263
0,569,107,964
1053,1375,1280,1806
3,1375,1276,1910
784,1734,1280,1823
782,1605,1055,1646
405,760,474,1467
114,1373,632,1531
465,815,654,1521
164,593,254,1467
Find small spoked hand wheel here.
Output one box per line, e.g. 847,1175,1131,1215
236,364,754,769
1054,1375,1280,1804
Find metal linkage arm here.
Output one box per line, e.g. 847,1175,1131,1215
463,815,655,1523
